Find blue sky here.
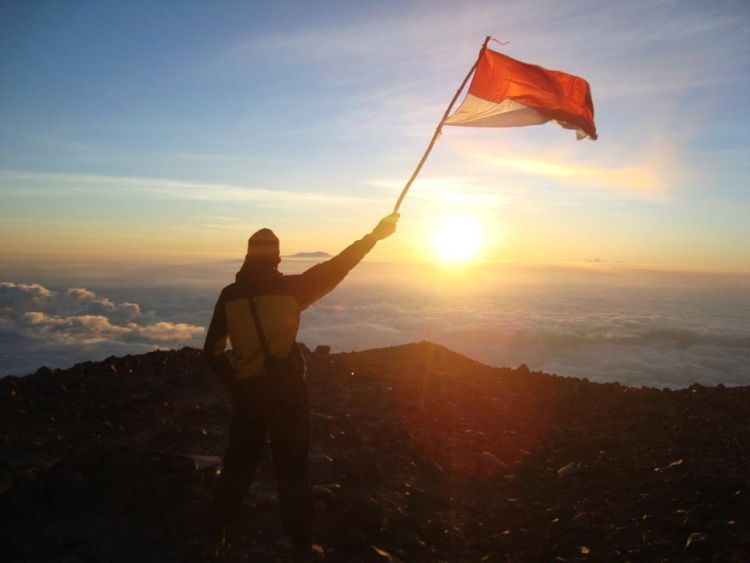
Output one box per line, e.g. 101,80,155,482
1,0,749,270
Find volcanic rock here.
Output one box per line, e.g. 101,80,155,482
1,342,749,561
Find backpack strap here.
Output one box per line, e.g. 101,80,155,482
248,297,272,359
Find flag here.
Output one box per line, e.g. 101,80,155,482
444,47,597,140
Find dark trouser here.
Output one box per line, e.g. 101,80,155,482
213,373,313,549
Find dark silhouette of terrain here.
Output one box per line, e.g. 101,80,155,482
1,342,748,562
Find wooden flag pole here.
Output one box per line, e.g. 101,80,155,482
392,35,491,213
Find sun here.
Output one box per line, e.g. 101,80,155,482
431,214,483,264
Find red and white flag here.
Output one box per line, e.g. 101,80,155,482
445,47,597,140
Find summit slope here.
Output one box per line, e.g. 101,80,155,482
1,342,748,561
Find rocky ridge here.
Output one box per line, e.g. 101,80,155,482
1,342,748,562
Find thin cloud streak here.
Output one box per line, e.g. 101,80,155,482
367,176,513,206
444,135,689,202
0,170,387,207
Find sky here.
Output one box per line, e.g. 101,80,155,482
1,0,749,272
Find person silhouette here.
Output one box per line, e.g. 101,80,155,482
203,213,398,561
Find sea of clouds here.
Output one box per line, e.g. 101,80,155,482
301,287,750,389
2,262,749,388
0,281,205,376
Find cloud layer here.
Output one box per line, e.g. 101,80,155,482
0,282,204,375
3,266,749,390
298,269,750,389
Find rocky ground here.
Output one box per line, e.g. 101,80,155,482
1,342,748,562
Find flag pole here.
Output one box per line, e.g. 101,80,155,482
392,35,491,213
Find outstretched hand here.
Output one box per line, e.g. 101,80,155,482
370,213,400,241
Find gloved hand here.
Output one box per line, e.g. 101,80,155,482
370,213,399,241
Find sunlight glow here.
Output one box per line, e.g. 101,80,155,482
431,215,483,264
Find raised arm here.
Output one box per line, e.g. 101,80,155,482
287,213,398,309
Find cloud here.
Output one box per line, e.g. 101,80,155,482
4,265,749,389
0,170,385,207
367,143,678,209
132,322,205,342
66,287,97,301
367,176,512,206
297,270,750,389
431,326,750,389
415,131,693,203
0,282,53,313
1,282,204,375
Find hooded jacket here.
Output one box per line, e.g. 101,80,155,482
203,234,377,381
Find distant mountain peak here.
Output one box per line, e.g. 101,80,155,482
284,251,332,259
